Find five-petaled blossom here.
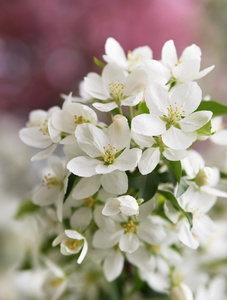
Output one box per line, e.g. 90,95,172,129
132,82,212,150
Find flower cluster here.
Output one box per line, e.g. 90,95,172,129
18,38,227,299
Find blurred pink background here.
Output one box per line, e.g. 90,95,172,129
0,0,212,116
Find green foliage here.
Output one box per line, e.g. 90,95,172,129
197,120,214,136
196,100,227,117
14,198,39,220
176,178,189,198
158,190,193,228
165,160,182,183
94,57,105,68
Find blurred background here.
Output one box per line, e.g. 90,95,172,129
0,0,227,298
0,0,227,117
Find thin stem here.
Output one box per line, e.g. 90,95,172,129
118,106,123,115
129,106,134,120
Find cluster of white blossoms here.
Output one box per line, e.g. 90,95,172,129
18,38,227,300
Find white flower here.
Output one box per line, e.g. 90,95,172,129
102,195,139,216
164,183,217,249
182,150,227,197
132,82,212,150
19,106,61,161
93,199,166,254
52,230,88,264
51,92,98,136
131,132,188,175
67,116,142,195
162,39,214,86
90,248,124,282
103,37,152,71
42,259,67,300
84,63,146,112
32,156,69,222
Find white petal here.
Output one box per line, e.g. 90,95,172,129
138,147,160,175
72,175,101,200
192,215,216,240
113,148,142,171
48,156,65,179
164,200,181,224
162,127,197,150
52,233,66,247
145,83,170,115
103,37,127,67
171,82,202,114
118,195,138,216
162,40,178,68
194,65,215,80
101,170,128,195
124,69,149,94
178,220,199,249
92,101,118,112
102,63,127,86
131,114,166,137
131,131,155,148
67,156,99,177
102,198,121,216
107,115,130,150
33,185,61,206
210,130,227,145
77,239,88,264
31,144,57,161
163,148,188,161
19,127,52,148
138,220,166,245
180,44,201,61
70,207,92,232
75,123,108,157
103,251,124,282
172,59,200,81
119,233,140,253
121,93,143,107
179,111,212,132
93,230,123,249
84,74,109,100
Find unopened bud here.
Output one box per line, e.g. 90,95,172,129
170,283,193,300
194,167,213,187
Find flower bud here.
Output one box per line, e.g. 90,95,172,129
170,283,193,300
194,167,213,187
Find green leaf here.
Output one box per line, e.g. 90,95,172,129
14,198,39,220
137,171,160,202
196,100,227,117
138,102,149,114
158,190,193,228
197,120,214,136
166,159,182,184
64,174,79,202
176,178,189,198
93,57,105,68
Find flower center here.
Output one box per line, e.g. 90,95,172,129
101,144,118,165
65,238,83,251
42,173,61,189
49,277,64,287
127,50,141,67
74,115,89,125
123,220,138,234
161,102,185,129
108,79,124,105
38,119,49,135
83,196,96,207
